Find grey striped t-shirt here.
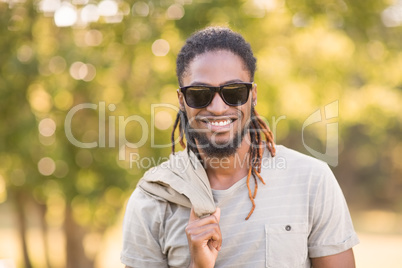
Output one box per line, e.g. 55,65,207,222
121,145,359,268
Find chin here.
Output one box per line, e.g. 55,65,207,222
211,138,233,147
208,134,236,146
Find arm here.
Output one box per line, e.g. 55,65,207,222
121,189,168,268
311,248,356,268
185,207,222,268
307,164,359,262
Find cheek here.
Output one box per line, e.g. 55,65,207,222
240,106,252,125
184,108,199,125
184,107,193,118
242,104,252,117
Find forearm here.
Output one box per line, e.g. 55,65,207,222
311,249,356,268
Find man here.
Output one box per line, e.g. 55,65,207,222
121,27,359,268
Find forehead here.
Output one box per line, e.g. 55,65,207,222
182,50,251,86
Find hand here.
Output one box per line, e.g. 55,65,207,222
185,207,222,268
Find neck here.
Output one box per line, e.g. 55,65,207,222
198,136,251,190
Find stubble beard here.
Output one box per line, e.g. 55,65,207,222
183,112,249,158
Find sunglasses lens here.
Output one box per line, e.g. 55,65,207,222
222,84,249,105
185,86,213,108
182,83,251,108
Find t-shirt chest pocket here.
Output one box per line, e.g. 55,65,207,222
265,223,308,268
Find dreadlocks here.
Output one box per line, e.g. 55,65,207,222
171,108,276,220
176,27,256,87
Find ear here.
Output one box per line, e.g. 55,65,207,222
177,90,185,111
251,83,257,107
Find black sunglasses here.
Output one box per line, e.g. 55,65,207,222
179,82,254,109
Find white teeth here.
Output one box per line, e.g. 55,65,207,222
210,120,231,126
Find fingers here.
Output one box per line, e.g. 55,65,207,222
186,207,222,267
212,207,220,223
186,222,221,239
187,208,221,239
186,207,222,251
187,224,222,252
209,239,221,252
188,225,221,245
188,207,221,224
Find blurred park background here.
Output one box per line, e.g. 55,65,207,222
0,0,401,267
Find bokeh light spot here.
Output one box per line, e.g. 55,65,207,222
292,13,310,27
132,1,149,17
123,28,140,45
367,40,386,61
17,45,33,63
39,0,61,15
83,64,96,81
72,0,88,5
104,12,124,24
54,90,73,111
54,3,77,27
54,160,69,178
166,4,184,20
49,56,66,74
253,0,278,11
38,157,56,176
39,118,56,137
81,4,99,24
27,84,53,113
85,30,103,46
155,111,173,130
152,39,170,56
98,0,118,17
69,62,96,81
382,3,402,27
70,61,86,80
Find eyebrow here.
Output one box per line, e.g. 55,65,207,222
188,79,248,87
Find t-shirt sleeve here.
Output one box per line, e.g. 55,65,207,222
308,164,360,258
120,188,169,268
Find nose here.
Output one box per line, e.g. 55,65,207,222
206,92,229,115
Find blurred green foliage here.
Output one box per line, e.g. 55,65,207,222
0,0,401,267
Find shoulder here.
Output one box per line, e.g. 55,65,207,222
261,145,338,194
125,187,169,222
275,145,329,167
126,149,192,218
268,145,333,175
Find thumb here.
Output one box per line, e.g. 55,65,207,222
188,207,199,222
212,207,221,223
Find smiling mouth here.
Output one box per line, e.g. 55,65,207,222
197,117,236,129
209,119,232,126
